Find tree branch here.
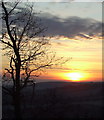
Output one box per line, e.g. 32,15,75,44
8,2,19,15
10,56,15,85
2,2,15,44
0,39,13,48
21,51,44,63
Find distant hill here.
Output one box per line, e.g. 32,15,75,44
2,81,104,119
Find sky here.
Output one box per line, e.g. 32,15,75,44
1,1,103,82
2,0,104,2
34,0,103,1
34,2,102,82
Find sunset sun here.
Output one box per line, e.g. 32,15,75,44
65,72,83,81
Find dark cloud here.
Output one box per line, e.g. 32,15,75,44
77,33,92,39
2,5,102,39
40,14,102,39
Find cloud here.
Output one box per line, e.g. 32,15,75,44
3,0,103,2
2,4,102,40
40,14,102,39
77,33,92,39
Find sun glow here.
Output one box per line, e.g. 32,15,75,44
65,72,84,81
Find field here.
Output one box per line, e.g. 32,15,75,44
2,81,104,119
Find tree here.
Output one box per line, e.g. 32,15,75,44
1,1,68,119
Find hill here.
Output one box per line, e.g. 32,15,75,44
2,81,104,119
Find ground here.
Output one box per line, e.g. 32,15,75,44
2,81,104,119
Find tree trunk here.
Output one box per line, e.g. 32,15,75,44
14,62,22,120
13,90,22,120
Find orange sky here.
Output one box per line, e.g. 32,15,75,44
43,36,102,82
1,35,102,82
24,35,102,82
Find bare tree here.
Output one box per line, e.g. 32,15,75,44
1,1,69,119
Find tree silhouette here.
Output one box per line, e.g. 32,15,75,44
1,1,68,119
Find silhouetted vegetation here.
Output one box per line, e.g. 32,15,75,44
1,1,69,119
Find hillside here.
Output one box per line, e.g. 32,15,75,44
2,81,104,119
